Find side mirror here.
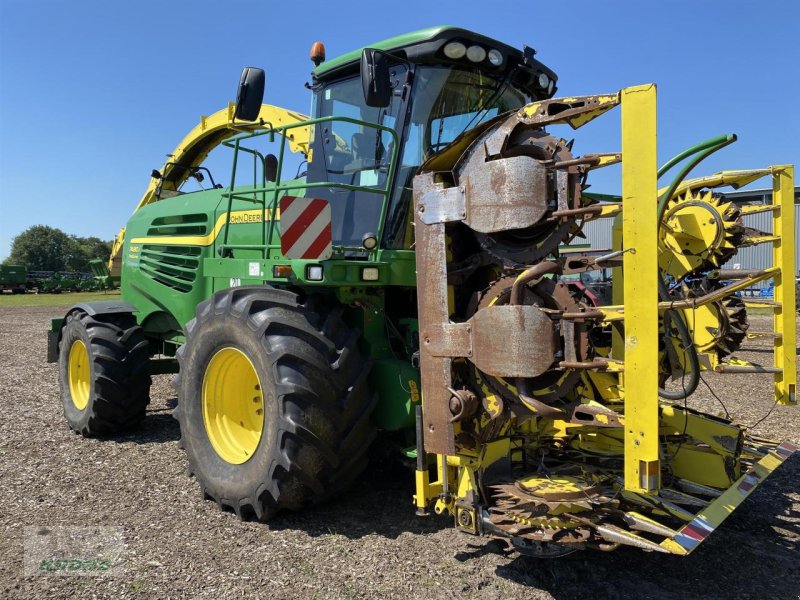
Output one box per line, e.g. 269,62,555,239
360,49,391,108
264,154,279,183
234,67,265,121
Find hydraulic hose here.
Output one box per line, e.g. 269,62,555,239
657,134,737,224
654,134,737,400
657,278,700,400
657,134,735,180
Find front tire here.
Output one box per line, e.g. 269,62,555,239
58,310,151,435
174,286,376,520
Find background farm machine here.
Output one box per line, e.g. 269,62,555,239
0,264,27,293
47,26,796,557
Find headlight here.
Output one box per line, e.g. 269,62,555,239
537,72,550,88
362,232,378,250
547,80,555,96
466,45,487,62
443,41,466,59
306,265,323,281
361,267,380,281
487,49,503,66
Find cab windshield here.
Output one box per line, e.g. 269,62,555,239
382,66,530,248
406,66,528,163
308,65,530,249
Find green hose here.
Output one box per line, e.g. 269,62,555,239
654,134,737,399
657,134,735,180
657,134,737,224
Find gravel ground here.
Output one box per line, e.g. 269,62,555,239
1,305,798,599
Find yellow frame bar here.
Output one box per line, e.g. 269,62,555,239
660,442,796,555
772,166,796,405
620,85,660,493
611,214,625,355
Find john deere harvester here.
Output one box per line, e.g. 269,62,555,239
47,26,797,556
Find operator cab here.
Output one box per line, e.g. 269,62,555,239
305,26,558,251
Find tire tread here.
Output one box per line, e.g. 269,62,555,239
175,286,375,520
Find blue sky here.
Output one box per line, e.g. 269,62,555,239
1,0,798,260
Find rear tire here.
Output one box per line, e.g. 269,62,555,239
174,286,376,520
58,310,151,435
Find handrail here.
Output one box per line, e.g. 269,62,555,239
219,115,400,258
106,103,309,275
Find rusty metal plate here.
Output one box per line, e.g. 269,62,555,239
469,305,557,377
417,187,465,225
463,155,548,233
422,322,472,358
413,173,457,455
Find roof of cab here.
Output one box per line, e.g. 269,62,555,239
312,25,543,79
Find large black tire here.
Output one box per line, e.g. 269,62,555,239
173,286,376,520
58,310,151,435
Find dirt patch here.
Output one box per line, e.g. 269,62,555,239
1,306,798,599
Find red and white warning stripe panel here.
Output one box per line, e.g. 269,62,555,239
279,196,333,260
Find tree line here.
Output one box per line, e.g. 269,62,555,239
3,225,112,272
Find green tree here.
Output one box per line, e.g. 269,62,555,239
6,225,81,271
72,236,113,271
5,226,112,272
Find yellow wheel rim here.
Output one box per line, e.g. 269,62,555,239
68,339,90,410
201,347,264,464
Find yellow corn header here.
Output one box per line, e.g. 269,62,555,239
411,84,796,555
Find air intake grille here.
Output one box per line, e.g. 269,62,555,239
146,213,209,236
139,245,201,293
